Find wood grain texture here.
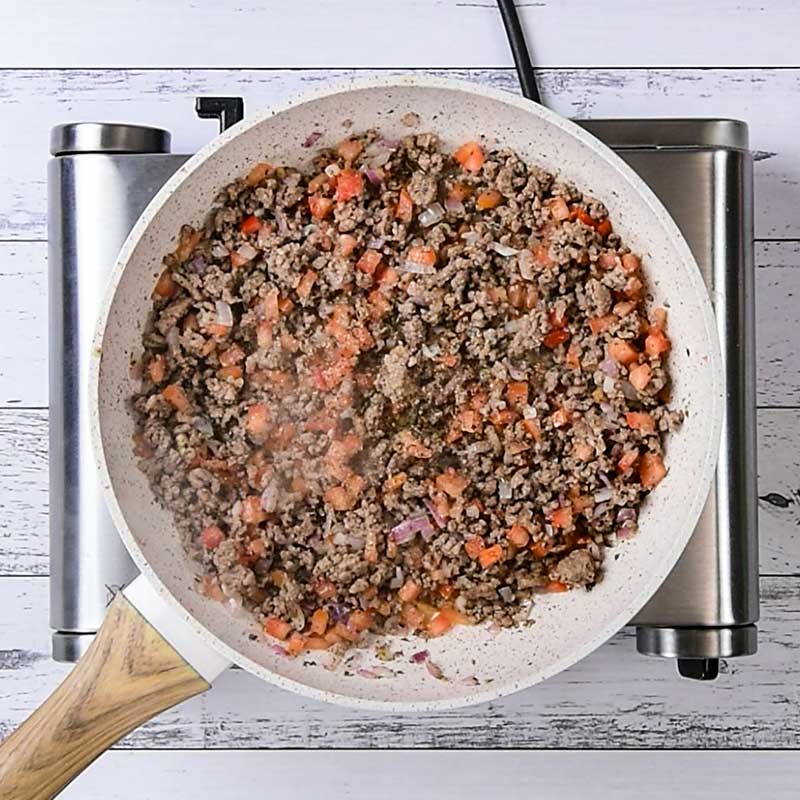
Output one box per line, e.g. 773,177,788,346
57,750,800,800
2,238,797,409
0,0,797,69
3,68,800,241
0,592,208,799
0,576,798,750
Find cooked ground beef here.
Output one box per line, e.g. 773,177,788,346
131,131,681,655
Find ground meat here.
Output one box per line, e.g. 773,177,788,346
132,131,680,655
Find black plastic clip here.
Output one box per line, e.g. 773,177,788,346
195,97,245,134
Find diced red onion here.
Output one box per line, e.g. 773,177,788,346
517,249,535,280
211,242,230,260
617,507,637,523
328,604,349,623
498,480,512,500
454,595,467,613
400,261,435,275
236,243,258,263
357,666,396,679
378,137,400,149
490,241,520,257
165,325,181,354
193,416,214,437
274,210,289,236
368,237,385,249
558,493,567,507
522,405,538,420
461,231,481,245
488,621,503,637
369,151,392,168
215,300,233,328
593,487,613,504
461,675,480,685
444,197,465,215
410,649,430,663
260,481,279,513
268,644,289,657
389,567,404,590
504,319,522,333
324,163,341,177
425,660,445,680
424,498,447,529
602,376,616,395
302,130,323,148
507,363,527,381
498,586,514,603
599,472,612,488
362,166,382,186
390,515,434,544
419,202,445,228
188,254,206,274
617,521,639,540
600,357,619,377
593,501,609,518
302,223,319,237
599,402,614,417
620,380,638,401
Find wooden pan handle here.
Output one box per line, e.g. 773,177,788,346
0,591,210,800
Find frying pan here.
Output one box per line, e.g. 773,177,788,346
0,77,724,798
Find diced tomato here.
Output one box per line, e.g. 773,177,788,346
571,493,595,514
308,193,334,220
427,611,453,637
597,252,619,270
356,248,382,275
618,448,640,473
522,418,542,442
303,636,330,651
310,608,330,636
489,409,516,428
448,182,472,202
624,276,643,299
621,253,641,274
395,186,414,223
383,472,407,492
551,408,571,428
324,477,362,511
530,539,553,559
245,404,270,436
639,452,667,488
219,365,243,380
625,411,656,433
264,617,292,641
229,249,250,269
476,189,503,210
245,162,271,187
402,603,425,630
241,495,267,524
478,544,504,569
453,141,485,172
613,301,637,318
645,329,671,357
548,196,570,221
596,219,613,238
337,137,364,162
162,383,189,413
334,168,363,202
629,363,652,391
545,580,569,593
588,314,617,334
435,468,469,498
374,264,399,289
219,343,245,367
263,287,281,325
506,524,530,548
305,410,337,432
651,307,668,332
550,506,573,529
351,326,375,351
200,525,224,550
338,233,358,256
282,632,304,656
348,609,373,633
565,343,581,369
608,338,639,366
296,269,317,300
543,329,570,349
240,214,261,235
532,244,553,268
506,381,529,409
313,578,337,600
456,407,481,433
278,295,294,315
153,269,178,299
407,245,437,268
464,536,485,560
398,580,421,603
148,354,166,383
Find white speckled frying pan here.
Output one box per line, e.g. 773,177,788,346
0,77,723,798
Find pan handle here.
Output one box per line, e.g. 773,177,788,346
0,577,229,799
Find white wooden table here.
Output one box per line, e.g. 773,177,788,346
1,2,799,797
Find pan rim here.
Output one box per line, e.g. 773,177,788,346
90,74,724,711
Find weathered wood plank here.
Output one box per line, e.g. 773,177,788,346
1,0,797,69
0,576,797,749
1,240,796,409
2,68,800,241
59,750,800,800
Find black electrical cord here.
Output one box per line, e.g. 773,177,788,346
496,0,541,104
